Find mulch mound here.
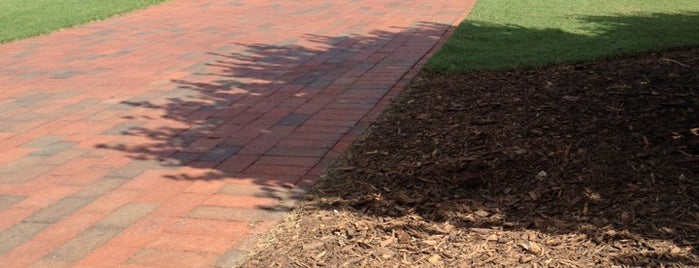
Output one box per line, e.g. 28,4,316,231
242,48,699,268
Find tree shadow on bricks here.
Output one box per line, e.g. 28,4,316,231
93,22,454,203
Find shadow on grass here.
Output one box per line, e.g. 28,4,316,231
94,10,698,266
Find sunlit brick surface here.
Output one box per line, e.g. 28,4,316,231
0,0,475,266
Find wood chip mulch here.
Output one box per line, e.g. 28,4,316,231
241,48,699,268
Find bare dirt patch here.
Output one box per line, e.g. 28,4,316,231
242,48,699,268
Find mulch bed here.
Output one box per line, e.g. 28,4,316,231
242,48,699,268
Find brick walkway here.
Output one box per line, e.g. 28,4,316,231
0,0,475,267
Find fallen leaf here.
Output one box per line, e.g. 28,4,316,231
528,191,538,201
396,230,411,243
620,211,632,224
380,237,393,247
519,256,533,263
474,210,489,217
313,250,327,260
303,241,325,251
470,228,492,234
422,240,438,246
536,170,548,180
427,254,442,265
562,95,580,101
520,240,544,255
529,241,543,255
670,246,682,256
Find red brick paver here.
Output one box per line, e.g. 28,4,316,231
0,0,476,266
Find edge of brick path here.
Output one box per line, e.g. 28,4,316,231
229,2,479,266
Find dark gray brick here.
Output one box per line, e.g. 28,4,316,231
0,222,51,253
14,92,52,106
160,152,202,167
52,70,82,79
183,62,209,73
107,160,158,178
16,70,44,79
305,78,335,90
167,135,200,147
29,142,78,157
186,206,285,222
0,195,26,211
178,53,200,60
0,119,42,133
63,98,101,111
110,49,132,57
0,156,58,184
264,147,328,157
94,29,115,37
119,97,156,108
21,135,66,148
95,203,158,228
106,102,135,110
48,89,84,101
0,102,21,114
85,54,105,60
11,112,43,121
201,117,228,129
276,113,310,126
291,72,320,84
161,87,199,100
178,128,208,137
25,198,93,224
43,149,87,166
291,3,332,15
197,145,240,163
102,122,145,136
44,227,122,263
216,184,284,199
71,178,130,198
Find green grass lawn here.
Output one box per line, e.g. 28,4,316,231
0,0,168,44
426,0,699,73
